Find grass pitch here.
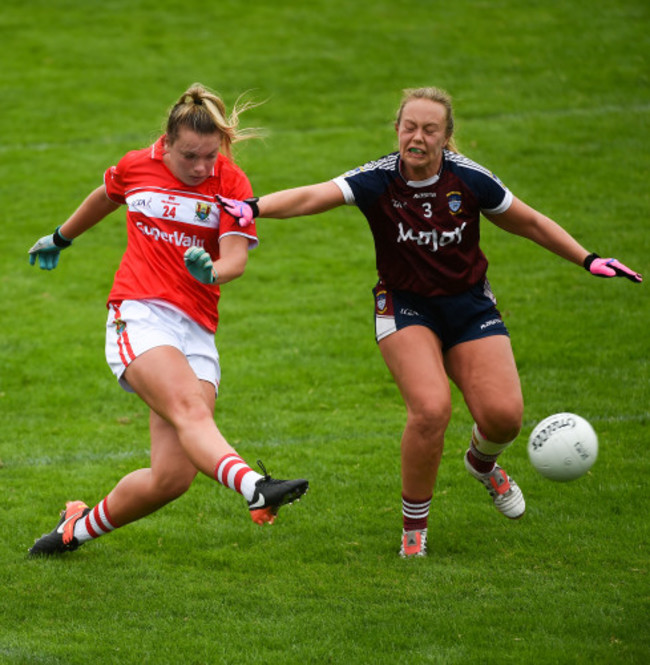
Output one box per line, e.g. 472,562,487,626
1,0,648,663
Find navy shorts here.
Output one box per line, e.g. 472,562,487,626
373,280,509,351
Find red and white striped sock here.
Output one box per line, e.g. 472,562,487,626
402,494,432,531
214,454,263,502
73,498,117,544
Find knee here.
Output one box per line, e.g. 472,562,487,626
168,394,213,429
478,405,523,443
408,399,452,440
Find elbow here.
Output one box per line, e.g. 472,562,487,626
232,263,247,280
221,257,248,284
235,253,249,278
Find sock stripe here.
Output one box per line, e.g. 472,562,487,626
84,499,116,539
102,498,116,530
403,505,431,519
215,454,261,500
402,495,432,530
225,462,247,491
402,500,432,519
85,511,102,539
232,467,249,494
215,454,244,486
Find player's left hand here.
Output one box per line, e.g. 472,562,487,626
584,254,642,283
28,227,73,270
184,246,217,284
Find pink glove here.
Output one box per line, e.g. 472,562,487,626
584,254,642,283
217,195,259,228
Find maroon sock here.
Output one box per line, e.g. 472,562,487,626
402,494,432,531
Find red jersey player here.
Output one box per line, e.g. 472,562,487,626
217,86,642,558
27,84,308,556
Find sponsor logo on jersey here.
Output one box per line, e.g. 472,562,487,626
447,191,462,214
130,196,153,210
135,221,206,248
413,192,437,199
396,221,467,253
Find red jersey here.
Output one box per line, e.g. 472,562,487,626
104,136,258,332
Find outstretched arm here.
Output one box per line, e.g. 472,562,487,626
485,197,642,282
256,181,346,218
29,185,120,270
485,197,590,266
59,185,121,239
218,181,345,227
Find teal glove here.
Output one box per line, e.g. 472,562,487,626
28,226,72,270
184,246,218,284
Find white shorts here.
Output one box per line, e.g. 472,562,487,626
105,299,221,393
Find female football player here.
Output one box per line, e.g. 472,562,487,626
27,83,308,556
214,86,641,558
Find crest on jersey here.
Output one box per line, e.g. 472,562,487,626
114,318,126,336
195,202,212,221
447,192,462,215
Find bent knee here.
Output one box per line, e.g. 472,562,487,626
153,469,197,501
478,409,523,443
168,397,213,429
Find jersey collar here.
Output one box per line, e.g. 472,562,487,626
151,136,166,161
398,151,444,188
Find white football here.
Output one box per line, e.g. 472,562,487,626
528,413,598,481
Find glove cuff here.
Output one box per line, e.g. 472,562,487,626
583,252,599,271
244,197,260,218
53,226,73,248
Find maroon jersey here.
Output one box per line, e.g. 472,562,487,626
333,150,512,296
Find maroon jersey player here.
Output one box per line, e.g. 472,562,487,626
217,86,641,558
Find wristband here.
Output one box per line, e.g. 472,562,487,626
244,197,260,218
53,226,73,248
583,253,599,271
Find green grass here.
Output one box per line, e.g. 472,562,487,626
1,0,649,663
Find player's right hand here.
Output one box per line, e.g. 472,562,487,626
28,227,72,270
217,195,258,228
